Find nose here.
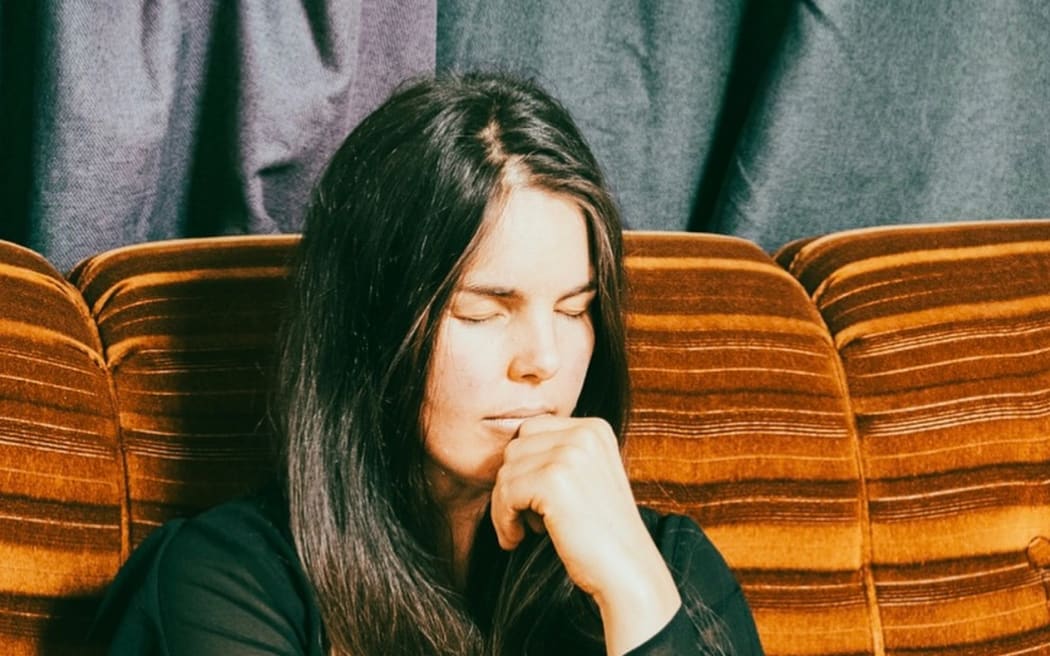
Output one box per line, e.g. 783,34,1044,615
508,313,561,383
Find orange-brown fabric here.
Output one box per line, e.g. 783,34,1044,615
0,241,121,656
6,221,1048,655
778,220,1050,655
69,236,298,549
4,232,878,655
623,232,871,656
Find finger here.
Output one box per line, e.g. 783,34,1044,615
490,454,560,550
491,507,526,551
489,466,531,550
516,414,608,439
514,413,572,436
507,416,618,463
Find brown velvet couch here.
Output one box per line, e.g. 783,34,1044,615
2,219,1049,655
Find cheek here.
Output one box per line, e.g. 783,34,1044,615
566,319,596,375
433,326,499,390
424,322,499,423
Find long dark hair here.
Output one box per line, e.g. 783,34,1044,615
276,72,706,655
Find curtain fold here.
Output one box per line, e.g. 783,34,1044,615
2,1,1049,269
438,0,746,233
712,1,1050,251
1,1,435,272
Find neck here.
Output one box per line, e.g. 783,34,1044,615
444,502,488,589
425,464,491,590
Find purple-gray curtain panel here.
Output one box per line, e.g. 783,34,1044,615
1,1,435,271
3,1,1050,271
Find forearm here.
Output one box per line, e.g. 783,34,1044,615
595,541,682,656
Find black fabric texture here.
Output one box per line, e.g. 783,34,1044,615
94,490,762,655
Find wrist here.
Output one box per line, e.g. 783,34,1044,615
593,546,682,655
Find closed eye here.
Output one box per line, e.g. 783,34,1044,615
557,291,595,318
558,306,590,318
457,314,499,324
449,293,507,324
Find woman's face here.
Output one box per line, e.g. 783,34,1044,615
422,186,596,497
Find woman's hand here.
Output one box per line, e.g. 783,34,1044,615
489,415,682,655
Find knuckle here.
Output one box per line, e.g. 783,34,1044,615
550,444,588,475
565,443,590,468
576,418,615,452
592,418,619,448
540,467,573,498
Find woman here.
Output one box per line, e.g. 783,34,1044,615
99,72,762,655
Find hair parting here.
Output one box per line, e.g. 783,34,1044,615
276,71,727,655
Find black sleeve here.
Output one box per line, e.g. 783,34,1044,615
626,512,764,655
99,498,323,656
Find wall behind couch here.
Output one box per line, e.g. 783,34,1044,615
2,1,1050,272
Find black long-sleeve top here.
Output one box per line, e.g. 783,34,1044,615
95,489,763,655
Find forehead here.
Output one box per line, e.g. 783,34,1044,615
460,187,593,287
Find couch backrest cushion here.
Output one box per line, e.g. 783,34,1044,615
5,231,878,656
622,232,870,656
0,241,123,655
68,236,298,548
779,220,1050,655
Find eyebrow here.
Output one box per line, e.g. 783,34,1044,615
456,280,596,302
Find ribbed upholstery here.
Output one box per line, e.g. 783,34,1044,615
2,220,1049,654
0,242,121,656
623,232,871,656
68,236,297,549
777,220,1050,655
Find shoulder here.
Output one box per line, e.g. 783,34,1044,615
155,490,300,586
100,490,322,655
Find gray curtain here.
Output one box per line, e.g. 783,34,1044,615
439,1,1050,249
4,1,1049,271
713,2,1050,250
1,1,435,271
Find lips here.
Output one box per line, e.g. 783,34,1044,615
483,408,554,434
